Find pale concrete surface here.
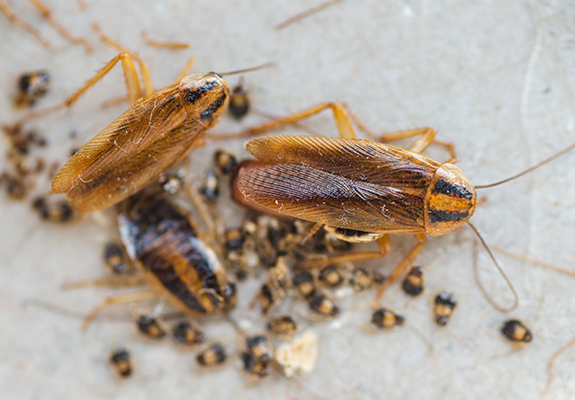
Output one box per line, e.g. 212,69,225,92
1,1,575,399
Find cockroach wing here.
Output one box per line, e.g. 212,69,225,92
64,116,204,213
238,163,427,234
51,84,187,195
245,135,440,189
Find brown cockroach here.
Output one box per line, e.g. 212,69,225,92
79,187,237,329
13,36,271,213
229,102,575,311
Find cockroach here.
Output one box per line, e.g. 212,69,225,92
318,265,344,288
267,315,299,337
402,266,424,296
136,315,167,339
200,168,220,201
110,348,132,378
31,196,75,222
234,102,575,312
17,46,271,213
241,351,272,378
228,81,250,120
371,307,404,329
241,335,273,379
292,271,316,299
196,343,227,367
103,242,131,275
14,70,50,107
501,319,532,343
80,187,236,329
308,292,339,317
172,321,205,346
245,335,273,363
214,149,237,175
118,188,236,315
433,292,457,326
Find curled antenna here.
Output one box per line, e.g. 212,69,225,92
475,142,575,189
467,221,518,312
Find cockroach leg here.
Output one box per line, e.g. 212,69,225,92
81,289,157,331
29,0,92,53
347,108,456,162
0,0,49,46
18,52,144,125
212,102,356,140
61,275,146,290
373,233,426,308
91,21,153,97
142,31,191,50
174,57,197,83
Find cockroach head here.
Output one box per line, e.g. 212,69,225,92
424,163,477,236
179,72,229,128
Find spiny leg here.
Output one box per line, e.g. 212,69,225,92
142,31,191,50
373,233,426,308
346,107,457,162
91,21,153,96
81,289,157,330
16,52,143,125
174,57,197,83
211,102,357,140
28,0,92,53
0,0,49,46
102,56,196,107
62,275,146,290
300,235,391,270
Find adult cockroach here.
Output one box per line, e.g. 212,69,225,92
12,29,271,213
228,102,575,311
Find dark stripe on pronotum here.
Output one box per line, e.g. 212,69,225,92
432,180,473,200
186,81,219,104
201,93,227,120
428,209,469,223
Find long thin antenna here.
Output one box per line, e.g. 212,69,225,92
218,62,276,77
476,142,575,189
540,336,575,400
490,245,575,277
467,222,518,312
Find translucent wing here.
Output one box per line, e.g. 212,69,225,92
238,163,427,234
66,117,204,212
245,135,440,189
52,84,188,194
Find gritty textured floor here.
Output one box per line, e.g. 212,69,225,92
1,1,575,399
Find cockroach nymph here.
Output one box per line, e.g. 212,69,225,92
434,292,457,326
110,349,132,378
501,319,532,343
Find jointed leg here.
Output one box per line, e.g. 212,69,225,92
62,275,146,290
29,0,92,53
300,235,391,270
17,52,143,125
373,233,426,308
211,102,357,140
347,107,456,162
142,31,191,50
174,57,197,83
81,289,157,330
0,0,49,46
91,21,153,96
